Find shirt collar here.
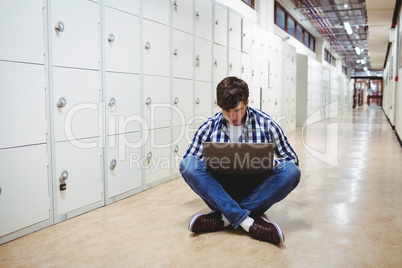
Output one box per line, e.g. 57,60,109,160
220,106,251,131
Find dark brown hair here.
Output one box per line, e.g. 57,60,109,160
216,77,249,111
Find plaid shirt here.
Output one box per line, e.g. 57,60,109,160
183,106,299,166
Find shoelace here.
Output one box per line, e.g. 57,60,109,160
200,218,218,232
256,224,274,242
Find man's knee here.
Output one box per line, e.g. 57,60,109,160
276,161,301,189
179,155,200,176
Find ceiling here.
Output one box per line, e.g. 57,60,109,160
292,0,397,72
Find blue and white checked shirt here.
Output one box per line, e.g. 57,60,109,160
183,106,299,166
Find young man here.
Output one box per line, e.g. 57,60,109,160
179,77,300,245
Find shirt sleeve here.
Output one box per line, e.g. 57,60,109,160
183,121,212,160
269,120,299,166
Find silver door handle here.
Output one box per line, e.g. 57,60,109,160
109,97,116,107
55,21,64,32
110,159,117,170
108,33,115,43
57,97,67,108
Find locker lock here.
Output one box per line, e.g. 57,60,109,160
146,97,152,105
174,0,178,10
241,66,245,73
229,63,233,70
252,70,255,76
109,97,116,107
57,97,67,108
110,159,117,170
196,98,200,104
174,97,179,104
214,60,218,67
195,55,200,66
230,27,233,31
215,20,219,25
147,152,152,165
59,170,68,191
108,33,115,43
145,42,151,50
196,11,200,18
55,21,64,32
174,49,179,56
174,145,179,153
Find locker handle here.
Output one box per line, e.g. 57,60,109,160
214,98,217,105
215,20,219,25
196,98,200,104
55,21,64,32
241,66,244,73
229,63,233,70
174,49,178,56
110,159,117,170
174,0,178,10
252,70,254,76
59,170,68,182
57,97,67,108
146,97,151,105
145,42,151,50
195,55,200,66
196,11,200,18
174,97,179,104
108,33,115,43
174,145,179,153
214,60,218,67
109,97,116,107
147,152,152,159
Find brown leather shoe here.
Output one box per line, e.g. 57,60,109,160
188,211,225,233
249,217,285,244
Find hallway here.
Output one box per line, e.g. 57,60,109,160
1,106,401,267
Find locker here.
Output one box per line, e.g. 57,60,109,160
105,0,140,16
195,0,213,41
172,78,194,126
195,37,212,82
228,48,241,78
251,56,260,87
251,25,261,57
249,86,261,110
105,7,140,74
105,72,141,135
106,132,142,199
172,30,193,79
228,10,241,51
195,81,213,124
260,29,269,60
142,0,170,26
54,137,102,219
143,19,170,76
260,58,269,88
213,44,228,83
172,0,193,34
240,52,251,85
214,3,228,46
0,0,44,64
51,0,99,70
0,145,50,237
143,75,171,130
53,67,100,142
143,128,172,188
241,18,252,54
0,61,46,149
171,125,190,176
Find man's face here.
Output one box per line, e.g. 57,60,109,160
221,101,247,126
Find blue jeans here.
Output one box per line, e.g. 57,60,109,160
179,155,301,229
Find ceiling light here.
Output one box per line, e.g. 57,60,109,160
361,59,366,64
344,4,349,8
356,60,361,63
364,67,368,71
344,22,353,35
355,47,362,55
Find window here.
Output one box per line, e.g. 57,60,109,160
287,16,295,36
275,4,286,30
275,2,315,52
241,0,255,9
325,49,336,66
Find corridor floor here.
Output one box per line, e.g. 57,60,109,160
1,106,402,267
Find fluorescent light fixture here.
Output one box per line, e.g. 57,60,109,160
364,67,368,71
356,60,361,63
361,59,366,64
355,47,361,55
344,22,353,35
344,4,349,8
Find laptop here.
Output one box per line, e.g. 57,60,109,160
203,142,275,175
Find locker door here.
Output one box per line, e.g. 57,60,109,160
240,52,251,85
172,0,193,34
251,25,261,57
195,0,212,41
214,3,228,46
249,86,261,110
105,0,140,16
229,48,241,77
0,62,46,149
241,18,252,54
105,7,139,74
54,138,102,220
172,78,194,127
51,0,99,70
143,19,170,76
142,0,170,26
260,29,269,60
251,56,260,87
228,10,241,51
172,125,190,176
213,44,228,83
195,81,213,123
0,0,44,64
195,37,212,82
53,67,100,143
143,76,171,130
172,30,193,79
106,132,142,200
0,145,50,237
260,58,269,88
105,73,141,135
144,128,171,188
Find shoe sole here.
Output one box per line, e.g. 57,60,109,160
261,217,285,244
188,214,203,232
